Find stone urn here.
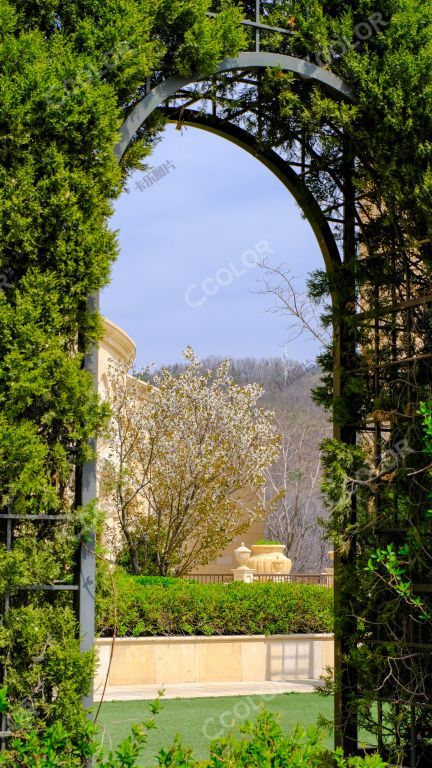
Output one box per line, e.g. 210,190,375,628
234,542,252,566
231,564,256,583
248,543,292,575
323,550,334,587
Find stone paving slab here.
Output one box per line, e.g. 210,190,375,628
94,680,321,701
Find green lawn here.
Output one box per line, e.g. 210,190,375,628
95,693,334,764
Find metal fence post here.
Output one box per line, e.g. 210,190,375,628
80,291,100,713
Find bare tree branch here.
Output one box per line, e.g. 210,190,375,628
255,257,330,346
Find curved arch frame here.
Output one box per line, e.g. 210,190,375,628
115,52,354,161
110,61,357,751
79,49,357,756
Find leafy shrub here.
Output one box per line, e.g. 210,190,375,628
0,693,386,768
97,570,333,637
0,604,94,755
157,711,387,768
0,688,160,768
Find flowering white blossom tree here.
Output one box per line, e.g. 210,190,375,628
100,348,281,575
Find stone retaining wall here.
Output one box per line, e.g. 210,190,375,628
95,634,334,688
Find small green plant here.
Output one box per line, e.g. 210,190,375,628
0,696,387,768
0,693,161,768
157,710,386,768
253,540,283,546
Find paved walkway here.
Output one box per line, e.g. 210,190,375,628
94,680,321,702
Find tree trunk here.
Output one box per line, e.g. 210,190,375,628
122,525,140,574
157,557,169,576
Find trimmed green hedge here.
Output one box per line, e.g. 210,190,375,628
133,575,194,588
97,571,333,638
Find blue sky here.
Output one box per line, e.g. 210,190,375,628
102,123,323,368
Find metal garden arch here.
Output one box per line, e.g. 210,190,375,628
78,6,432,766
1,6,431,766
82,37,359,752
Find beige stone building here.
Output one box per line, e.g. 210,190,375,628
98,318,137,402
98,318,137,553
98,318,266,575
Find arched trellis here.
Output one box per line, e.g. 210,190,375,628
74,12,432,768
114,52,354,162
82,45,362,749
1,5,431,766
